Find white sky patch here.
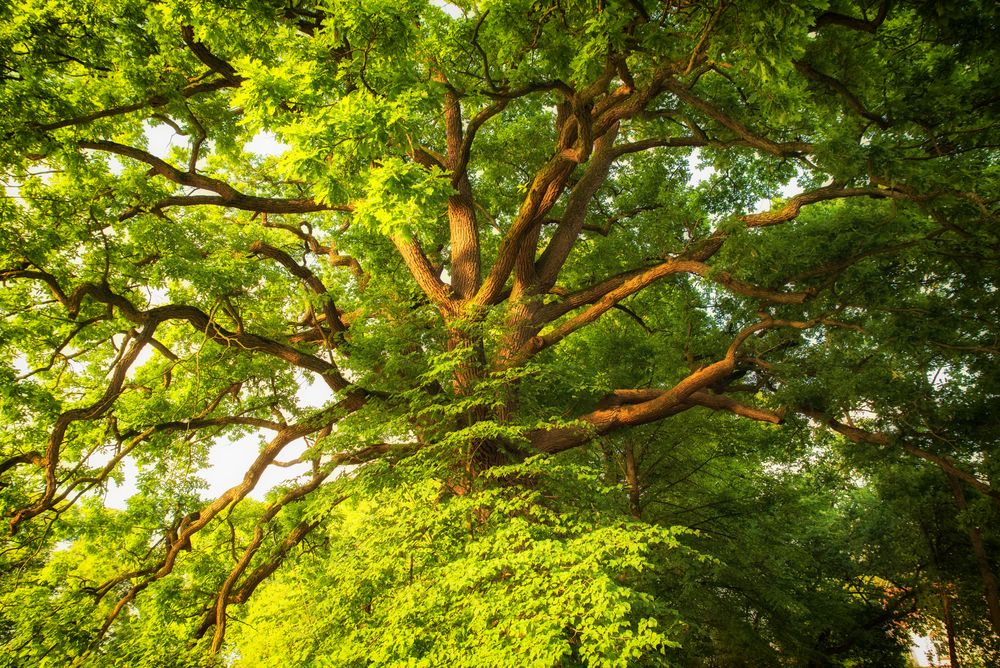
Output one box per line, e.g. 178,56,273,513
104,457,139,509
103,435,313,509
297,372,337,408
11,354,31,375
202,434,311,501
909,632,946,667
430,0,464,18
245,131,289,158
686,149,714,187
144,285,171,308
145,121,186,159
751,180,804,214
106,155,124,175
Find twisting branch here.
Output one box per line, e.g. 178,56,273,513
518,259,811,363
663,80,813,157
528,316,822,453
812,0,889,34
740,185,906,227
197,440,396,650
77,141,351,215
793,60,889,129
28,79,239,134
798,409,1000,503
1,269,353,391
93,393,370,639
9,325,156,530
180,25,240,81
249,241,350,339
252,217,368,287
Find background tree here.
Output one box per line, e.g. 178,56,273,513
1,0,997,665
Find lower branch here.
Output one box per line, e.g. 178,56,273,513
799,409,1000,503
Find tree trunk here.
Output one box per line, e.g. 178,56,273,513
946,473,1000,635
940,586,961,668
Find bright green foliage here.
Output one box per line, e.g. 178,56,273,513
234,458,693,667
1,0,998,666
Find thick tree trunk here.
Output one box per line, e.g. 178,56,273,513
940,586,961,668
945,473,1000,635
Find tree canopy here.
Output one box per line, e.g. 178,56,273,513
1,0,998,665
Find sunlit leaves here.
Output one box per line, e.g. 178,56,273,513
235,457,693,667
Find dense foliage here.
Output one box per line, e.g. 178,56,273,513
1,0,998,665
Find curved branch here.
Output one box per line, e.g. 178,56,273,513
812,1,889,33
30,79,239,134
3,270,352,391
180,25,239,81
794,60,889,129
799,409,1000,502
523,260,810,361
392,235,455,311
250,241,349,337
664,80,813,157
535,122,621,290
199,441,403,650
9,325,156,530
78,141,351,215
740,185,906,227
95,393,368,638
528,318,817,453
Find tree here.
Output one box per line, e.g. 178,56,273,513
1,0,998,665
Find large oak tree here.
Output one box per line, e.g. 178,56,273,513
1,0,998,665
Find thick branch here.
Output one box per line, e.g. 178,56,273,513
474,155,575,306
664,80,813,157
535,122,621,290
392,236,455,311
529,318,814,453
799,409,1000,502
250,241,349,336
812,1,889,33
525,260,810,361
740,185,905,227
180,25,240,81
794,60,889,129
78,141,349,214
